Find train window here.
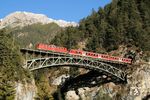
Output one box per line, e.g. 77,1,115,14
86,52,89,55
94,54,97,56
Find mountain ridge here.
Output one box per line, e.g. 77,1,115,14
0,11,78,29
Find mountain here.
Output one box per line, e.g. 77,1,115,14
1,0,150,100
5,22,62,48
0,11,78,29
1,12,78,48
52,0,150,52
50,0,150,99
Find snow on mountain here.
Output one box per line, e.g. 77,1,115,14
0,11,78,28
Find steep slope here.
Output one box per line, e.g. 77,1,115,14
0,11,78,28
6,22,62,48
0,29,31,99
50,0,150,99
1,0,149,99
52,0,150,53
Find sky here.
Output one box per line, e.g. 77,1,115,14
0,0,111,22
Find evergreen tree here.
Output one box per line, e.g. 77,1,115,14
52,0,150,53
0,29,31,99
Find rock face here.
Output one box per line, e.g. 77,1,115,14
65,91,80,100
64,63,150,100
126,63,150,100
0,11,78,28
52,74,70,85
15,80,37,100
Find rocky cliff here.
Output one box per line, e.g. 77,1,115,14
63,63,150,100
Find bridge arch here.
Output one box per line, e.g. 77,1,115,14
26,57,126,82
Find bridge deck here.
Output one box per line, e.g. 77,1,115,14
20,48,128,65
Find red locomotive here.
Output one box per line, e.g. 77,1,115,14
36,43,132,64
36,43,68,53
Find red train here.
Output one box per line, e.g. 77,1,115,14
36,43,132,64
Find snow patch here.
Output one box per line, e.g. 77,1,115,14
0,11,78,28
